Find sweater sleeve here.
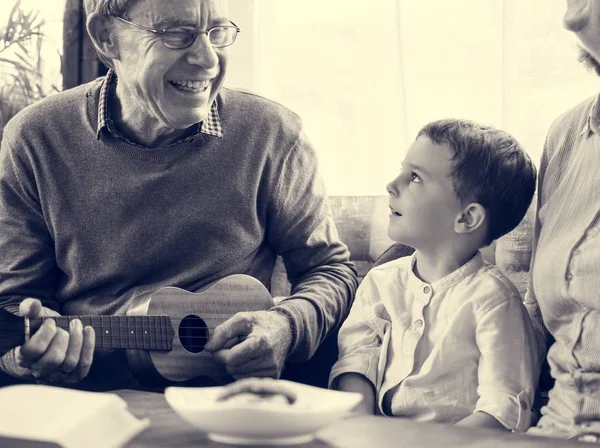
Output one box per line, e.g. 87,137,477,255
267,128,358,361
0,132,61,315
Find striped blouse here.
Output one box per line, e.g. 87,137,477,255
525,92,600,427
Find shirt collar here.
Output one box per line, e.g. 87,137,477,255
408,250,485,295
96,69,223,144
580,93,600,137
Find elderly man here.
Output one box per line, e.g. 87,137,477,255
525,0,600,442
0,0,357,389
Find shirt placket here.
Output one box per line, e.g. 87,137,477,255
380,283,433,415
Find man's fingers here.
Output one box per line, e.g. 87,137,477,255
19,298,42,318
213,336,266,367
19,298,60,318
71,326,95,382
17,319,58,367
45,369,72,384
30,327,69,377
58,319,84,374
205,313,255,352
42,320,84,384
227,356,275,376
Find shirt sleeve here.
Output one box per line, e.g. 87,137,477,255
0,134,60,315
267,127,358,361
474,297,540,432
328,277,382,389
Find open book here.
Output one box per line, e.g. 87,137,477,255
0,384,149,448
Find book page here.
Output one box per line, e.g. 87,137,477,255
0,385,149,448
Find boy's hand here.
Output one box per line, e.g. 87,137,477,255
3,298,95,384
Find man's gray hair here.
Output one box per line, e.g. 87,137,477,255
83,0,132,16
84,0,133,69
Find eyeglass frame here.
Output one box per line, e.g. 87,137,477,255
110,15,241,49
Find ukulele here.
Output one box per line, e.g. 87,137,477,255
0,274,274,385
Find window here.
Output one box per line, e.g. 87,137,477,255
0,0,65,95
228,1,599,195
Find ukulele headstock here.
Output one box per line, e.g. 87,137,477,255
0,308,26,356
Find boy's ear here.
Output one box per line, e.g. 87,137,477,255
455,203,486,234
86,12,120,63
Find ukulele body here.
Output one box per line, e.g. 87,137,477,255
126,275,274,385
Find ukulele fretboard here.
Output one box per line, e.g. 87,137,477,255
29,315,174,351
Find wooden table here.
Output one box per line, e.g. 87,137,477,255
110,389,588,448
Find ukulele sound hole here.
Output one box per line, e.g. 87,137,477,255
178,315,209,353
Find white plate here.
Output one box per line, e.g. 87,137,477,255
165,379,363,445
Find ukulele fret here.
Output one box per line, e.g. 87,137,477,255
110,316,119,349
142,315,149,350
149,316,156,351
31,315,173,350
159,316,165,350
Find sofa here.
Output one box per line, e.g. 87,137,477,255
272,195,533,297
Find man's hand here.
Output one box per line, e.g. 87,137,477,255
1,298,95,384
204,310,293,379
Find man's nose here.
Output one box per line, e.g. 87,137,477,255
185,34,219,68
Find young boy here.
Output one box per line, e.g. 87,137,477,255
330,119,540,432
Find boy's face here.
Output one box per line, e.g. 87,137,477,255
386,136,463,249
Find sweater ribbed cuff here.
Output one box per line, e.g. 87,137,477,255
271,298,318,362
0,348,33,381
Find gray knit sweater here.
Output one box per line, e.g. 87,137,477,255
0,78,357,384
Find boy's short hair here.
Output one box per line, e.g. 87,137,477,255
417,119,536,245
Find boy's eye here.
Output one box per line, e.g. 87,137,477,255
410,171,421,183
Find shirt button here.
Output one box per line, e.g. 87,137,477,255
566,272,573,281
423,286,431,294
414,319,423,328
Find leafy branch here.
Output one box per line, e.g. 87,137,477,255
0,0,61,139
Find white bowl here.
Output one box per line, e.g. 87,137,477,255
164,379,363,445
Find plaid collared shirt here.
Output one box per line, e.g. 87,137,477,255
97,69,222,147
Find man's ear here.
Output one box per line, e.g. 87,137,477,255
86,12,120,62
564,0,592,32
455,203,486,235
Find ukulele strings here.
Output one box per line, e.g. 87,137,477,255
29,314,255,330
35,316,254,326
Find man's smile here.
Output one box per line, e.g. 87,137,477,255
169,79,212,93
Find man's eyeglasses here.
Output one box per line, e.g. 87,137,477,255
111,16,240,49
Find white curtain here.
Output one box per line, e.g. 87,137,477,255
228,1,599,196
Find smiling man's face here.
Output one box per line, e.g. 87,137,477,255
111,0,229,133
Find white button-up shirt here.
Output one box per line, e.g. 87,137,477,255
330,251,539,432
